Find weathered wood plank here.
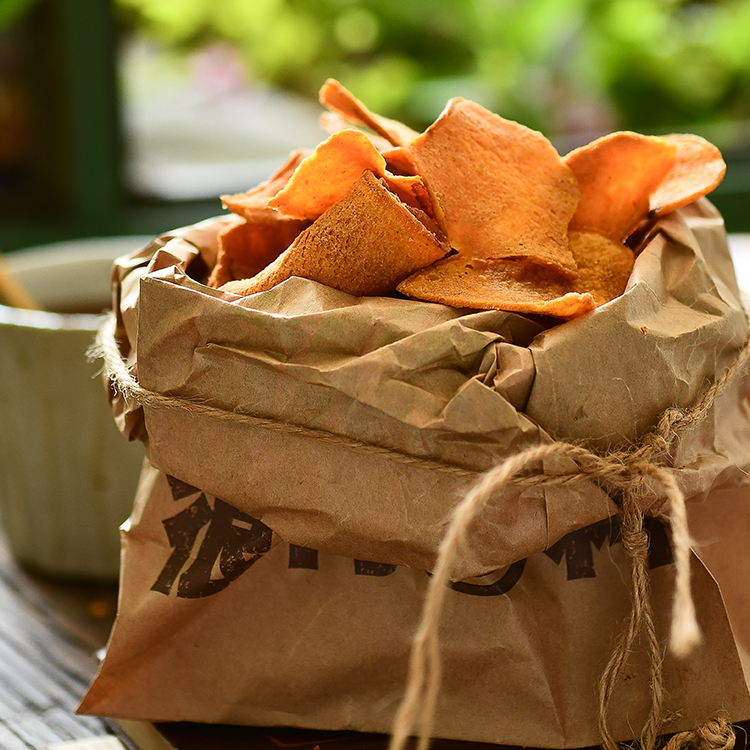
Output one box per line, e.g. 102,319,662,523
0,534,119,746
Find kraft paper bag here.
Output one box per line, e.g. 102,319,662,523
81,465,750,748
80,198,750,747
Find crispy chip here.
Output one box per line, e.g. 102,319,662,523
397,254,595,318
268,130,386,220
207,214,310,289
319,111,394,152
269,129,431,221
382,146,418,176
568,231,634,306
269,130,385,219
408,98,580,279
221,170,450,298
383,173,438,217
649,134,726,216
221,150,309,221
319,78,418,147
565,132,676,242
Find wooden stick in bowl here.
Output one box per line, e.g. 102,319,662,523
0,251,40,310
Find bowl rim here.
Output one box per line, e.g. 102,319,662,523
1,235,153,329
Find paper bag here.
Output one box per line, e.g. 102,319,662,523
80,198,750,747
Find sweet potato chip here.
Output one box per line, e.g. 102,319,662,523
269,129,431,221
207,214,310,289
565,132,676,242
382,147,418,176
568,231,634,307
319,111,394,152
397,254,595,318
319,78,418,148
221,170,450,298
383,173,438,217
221,150,309,221
408,98,580,280
649,134,726,217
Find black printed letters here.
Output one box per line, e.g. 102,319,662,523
153,477,674,599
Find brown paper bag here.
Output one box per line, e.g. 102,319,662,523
80,198,750,747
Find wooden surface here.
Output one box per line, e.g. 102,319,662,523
0,533,124,749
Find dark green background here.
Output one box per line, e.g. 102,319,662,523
1,0,748,253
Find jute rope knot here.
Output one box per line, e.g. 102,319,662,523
94,314,749,750
663,715,737,750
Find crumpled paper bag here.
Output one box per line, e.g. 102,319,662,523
80,198,750,746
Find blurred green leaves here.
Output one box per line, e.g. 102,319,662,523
113,0,750,138
0,0,39,29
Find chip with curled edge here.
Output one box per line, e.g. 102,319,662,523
269,129,429,221
649,134,726,217
397,255,596,319
564,131,677,243
319,77,418,148
407,98,580,281
221,149,309,221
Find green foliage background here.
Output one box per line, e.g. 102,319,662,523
113,0,750,141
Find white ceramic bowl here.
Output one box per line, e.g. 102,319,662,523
0,237,151,580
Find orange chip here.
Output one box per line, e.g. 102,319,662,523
382,174,432,215
408,98,580,279
221,150,309,220
319,78,418,148
319,111,419,175
381,146,418,176
386,173,437,219
564,132,676,242
397,254,595,319
268,130,386,220
568,231,634,307
319,111,395,152
269,129,431,221
649,134,726,217
221,170,450,298
207,214,310,289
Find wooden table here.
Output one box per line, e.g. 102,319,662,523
0,533,124,748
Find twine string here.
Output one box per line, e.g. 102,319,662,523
388,448,563,750
663,715,737,750
386,447,681,750
597,485,664,750
94,313,750,750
